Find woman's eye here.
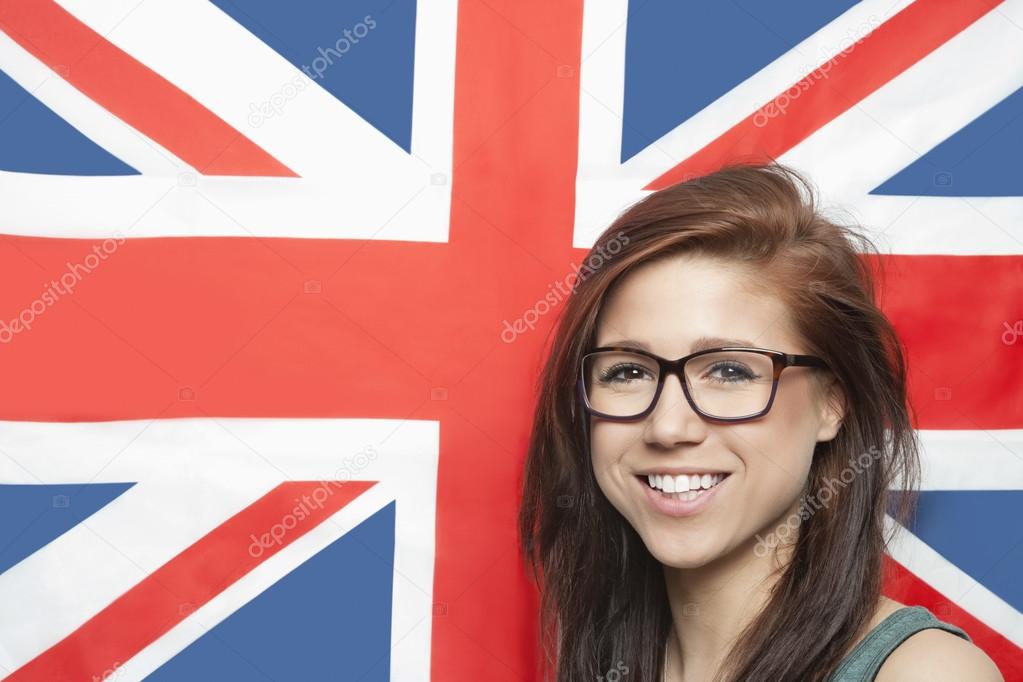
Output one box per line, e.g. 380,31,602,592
601,364,652,383
707,363,757,382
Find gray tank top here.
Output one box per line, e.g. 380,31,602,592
827,605,972,681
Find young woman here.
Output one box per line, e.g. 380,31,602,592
518,163,1003,681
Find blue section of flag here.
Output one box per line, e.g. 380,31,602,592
892,491,1023,613
146,501,397,681
0,483,136,574
871,85,1023,197
621,0,859,163
209,0,416,152
0,69,138,176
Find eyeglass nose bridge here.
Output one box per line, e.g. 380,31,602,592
646,355,715,422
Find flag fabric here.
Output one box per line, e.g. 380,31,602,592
0,0,1021,680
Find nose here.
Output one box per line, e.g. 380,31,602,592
643,371,708,448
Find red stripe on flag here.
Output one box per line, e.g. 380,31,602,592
645,0,1003,187
0,237,1017,430
884,554,1023,681
8,480,375,680
867,254,1023,430
0,0,297,177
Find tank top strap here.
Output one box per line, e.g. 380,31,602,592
827,605,972,681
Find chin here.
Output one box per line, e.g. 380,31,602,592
651,547,720,570
642,529,724,569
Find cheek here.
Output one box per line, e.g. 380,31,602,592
732,381,819,516
766,374,823,447
589,421,623,475
589,422,637,499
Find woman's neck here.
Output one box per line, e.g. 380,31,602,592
661,520,797,681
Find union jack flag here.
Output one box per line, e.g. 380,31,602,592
0,0,1020,680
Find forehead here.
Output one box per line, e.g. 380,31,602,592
594,254,802,356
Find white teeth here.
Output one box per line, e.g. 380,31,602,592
646,473,725,494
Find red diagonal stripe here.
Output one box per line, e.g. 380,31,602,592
884,554,1023,680
0,0,296,177
8,480,374,680
646,0,1003,188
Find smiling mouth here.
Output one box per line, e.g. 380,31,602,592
636,472,731,502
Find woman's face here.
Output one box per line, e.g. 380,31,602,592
588,253,844,568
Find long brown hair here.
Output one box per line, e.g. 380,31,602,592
518,162,920,681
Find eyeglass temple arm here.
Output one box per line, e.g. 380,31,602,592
786,353,828,368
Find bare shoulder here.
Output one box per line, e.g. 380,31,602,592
874,627,1003,682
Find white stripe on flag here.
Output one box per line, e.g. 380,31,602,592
917,429,1023,491
0,170,452,239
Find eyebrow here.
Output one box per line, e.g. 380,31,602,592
601,336,759,353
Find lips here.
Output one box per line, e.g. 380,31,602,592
635,471,731,517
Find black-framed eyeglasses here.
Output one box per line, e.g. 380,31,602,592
577,346,829,423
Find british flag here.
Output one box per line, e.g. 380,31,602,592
0,0,1020,680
